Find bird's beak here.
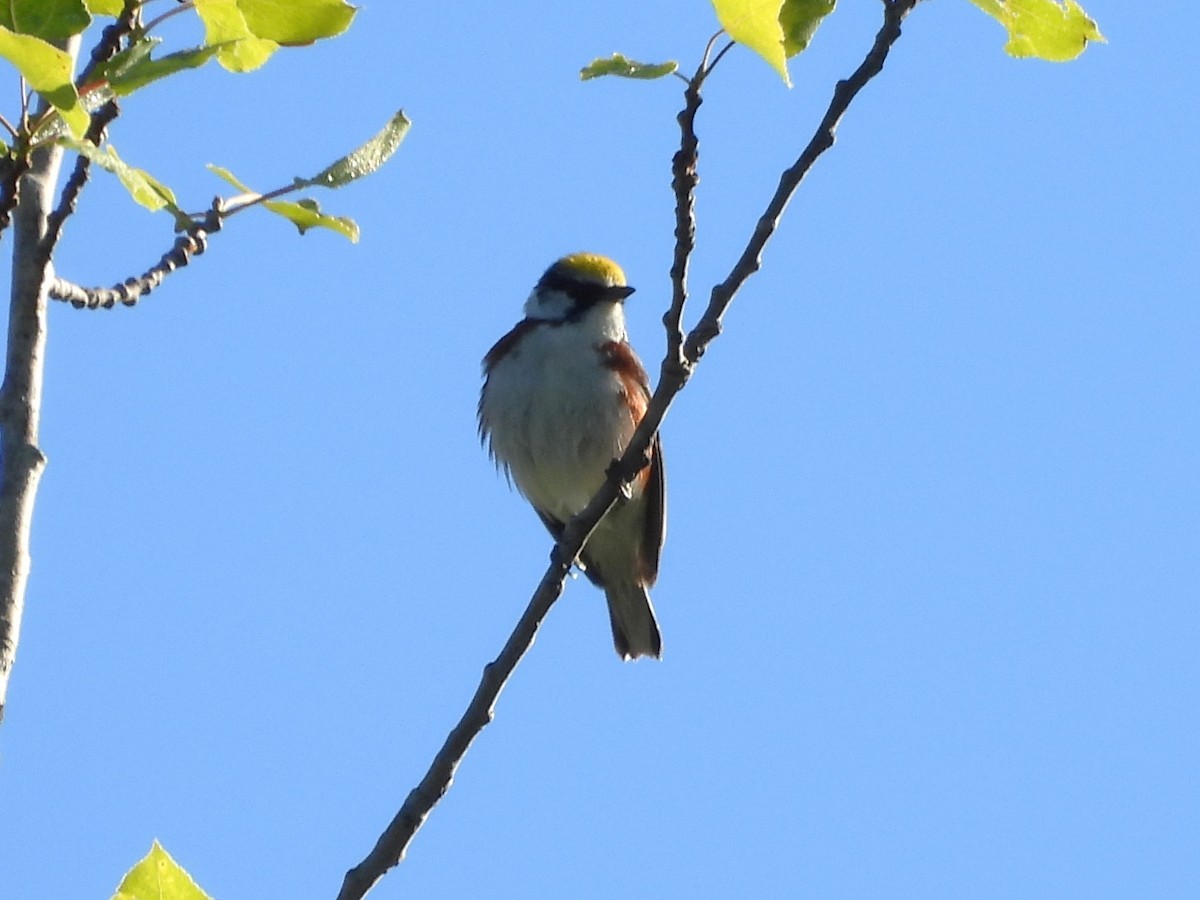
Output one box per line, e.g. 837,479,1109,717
607,285,636,303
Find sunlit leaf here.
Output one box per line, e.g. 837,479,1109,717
111,841,213,900
102,43,224,95
194,0,278,72
263,197,359,241
580,54,679,81
968,0,1104,62
298,109,410,188
711,0,790,86
61,138,181,213
85,0,124,16
0,0,90,41
780,0,835,57
206,163,253,193
0,26,88,137
235,0,356,45
207,165,359,240
93,35,161,82
205,108,397,241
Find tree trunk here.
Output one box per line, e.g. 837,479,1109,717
0,132,69,723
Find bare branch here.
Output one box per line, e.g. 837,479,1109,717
685,0,921,363
42,101,122,254
664,72,702,376
336,551,579,900
336,1,922,893
47,209,220,309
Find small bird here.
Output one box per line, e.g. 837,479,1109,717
478,253,666,660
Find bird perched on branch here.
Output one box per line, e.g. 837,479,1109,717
478,253,666,660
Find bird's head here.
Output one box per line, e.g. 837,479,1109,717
524,253,635,322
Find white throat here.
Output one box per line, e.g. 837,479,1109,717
547,297,627,343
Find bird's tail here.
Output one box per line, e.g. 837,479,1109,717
605,582,662,661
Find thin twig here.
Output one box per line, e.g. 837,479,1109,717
699,30,725,72
336,1,922,895
707,39,737,72
664,72,703,374
685,0,920,362
141,1,195,37
218,182,303,218
47,207,221,309
42,101,121,254
78,0,143,89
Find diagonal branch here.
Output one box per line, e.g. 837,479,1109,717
336,2,921,896
686,0,920,362
42,100,122,255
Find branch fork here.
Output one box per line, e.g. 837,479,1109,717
337,2,921,896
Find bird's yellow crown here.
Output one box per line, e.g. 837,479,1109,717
554,252,627,287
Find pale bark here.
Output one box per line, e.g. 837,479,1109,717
0,108,72,721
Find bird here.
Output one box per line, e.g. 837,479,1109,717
478,252,666,660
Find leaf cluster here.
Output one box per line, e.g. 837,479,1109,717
581,0,1103,88
1,0,408,242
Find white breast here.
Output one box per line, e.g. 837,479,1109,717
481,303,638,522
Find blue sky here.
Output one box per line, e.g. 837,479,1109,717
2,1,1196,898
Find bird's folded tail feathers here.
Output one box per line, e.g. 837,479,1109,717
606,582,662,661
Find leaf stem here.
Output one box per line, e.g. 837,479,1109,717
141,2,196,37
699,29,725,73
707,40,737,75
218,181,302,218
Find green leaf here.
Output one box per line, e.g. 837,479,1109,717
0,26,88,137
207,165,359,240
580,54,679,81
194,0,278,72
780,0,835,57
235,0,356,45
85,0,124,16
96,35,161,78
711,0,790,86
968,0,1104,62
263,197,359,241
298,109,410,188
61,138,181,213
111,841,213,900
102,43,224,95
218,35,277,72
0,0,90,41
206,163,253,193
